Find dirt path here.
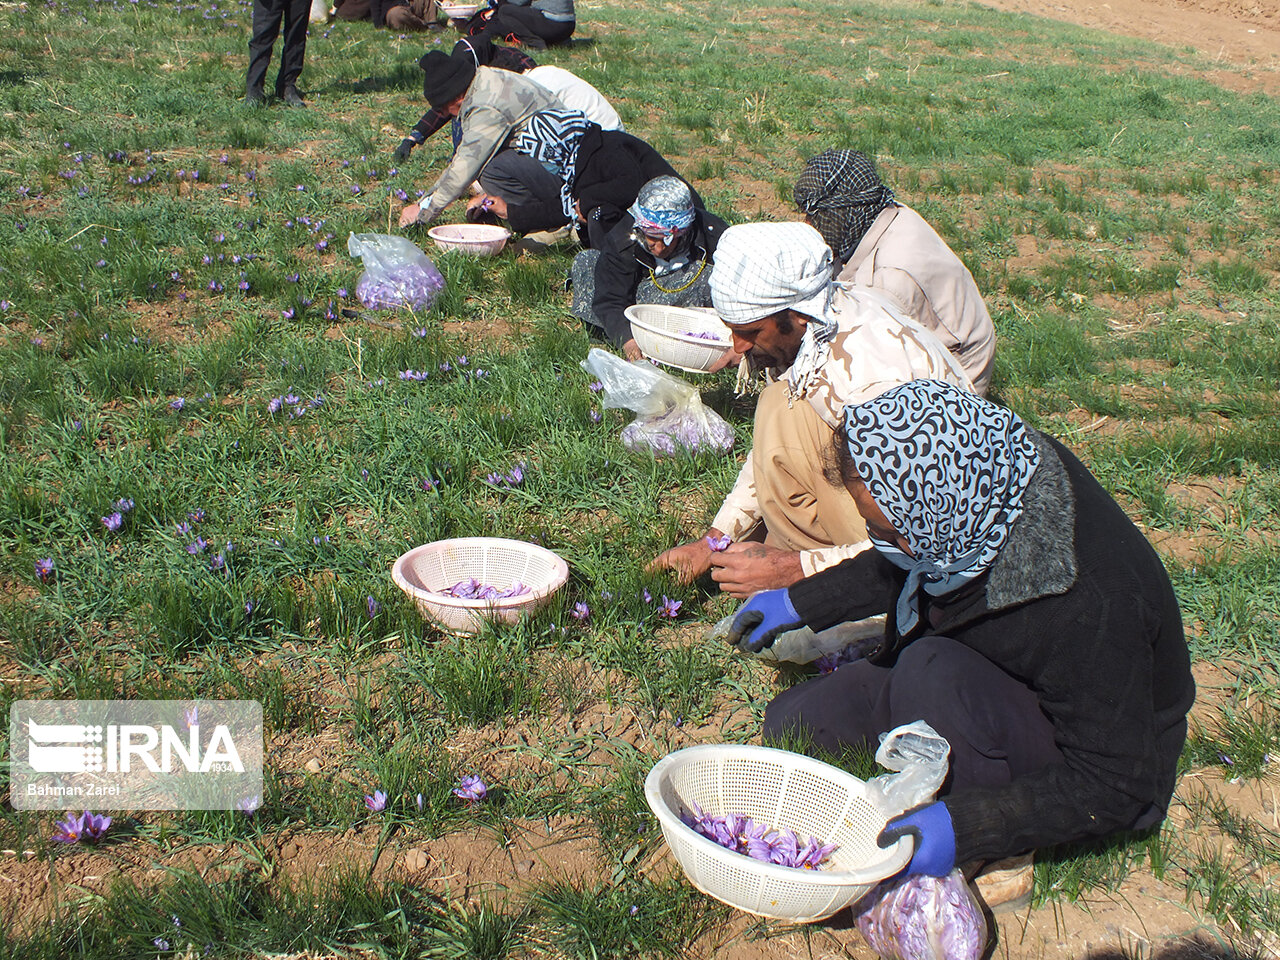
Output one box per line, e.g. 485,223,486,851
972,0,1280,95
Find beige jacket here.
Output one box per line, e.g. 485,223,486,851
837,204,995,395
711,286,974,576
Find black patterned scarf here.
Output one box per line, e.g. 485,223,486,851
793,149,896,263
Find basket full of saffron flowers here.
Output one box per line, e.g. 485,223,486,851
624,305,735,374
392,537,568,636
644,744,912,922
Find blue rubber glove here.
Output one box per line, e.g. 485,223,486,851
726,589,804,653
877,801,956,878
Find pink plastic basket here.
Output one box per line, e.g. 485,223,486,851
392,537,568,635
427,223,510,257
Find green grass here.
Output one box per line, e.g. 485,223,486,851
1,0,1279,953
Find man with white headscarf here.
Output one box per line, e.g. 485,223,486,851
650,222,974,598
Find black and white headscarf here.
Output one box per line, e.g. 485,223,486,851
842,380,1041,635
511,109,596,220
793,149,896,264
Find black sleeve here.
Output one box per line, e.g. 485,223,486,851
504,198,564,234
786,550,897,632
410,107,452,144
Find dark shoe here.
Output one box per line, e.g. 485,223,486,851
245,85,266,106
278,86,307,108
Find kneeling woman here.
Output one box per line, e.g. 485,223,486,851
729,380,1193,888
570,176,726,360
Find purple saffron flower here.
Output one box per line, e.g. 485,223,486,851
364,790,388,812
588,380,604,393
237,795,261,815
452,775,487,802
505,463,525,486
35,557,55,581
188,509,205,524
101,512,123,531
421,477,437,492
244,600,257,615
175,522,191,536
184,706,199,728
267,397,283,414
170,398,185,411
642,589,652,604
209,553,226,571
706,534,731,552
186,537,209,555
51,811,85,844
114,498,134,513
282,308,295,320
588,409,602,423
415,793,424,812
366,595,379,618
658,596,682,619
571,602,590,621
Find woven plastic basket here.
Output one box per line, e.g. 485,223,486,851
438,1,479,18
645,744,911,922
625,305,734,373
392,538,568,636
428,223,511,257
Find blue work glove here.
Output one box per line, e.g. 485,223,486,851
877,801,956,878
726,589,804,653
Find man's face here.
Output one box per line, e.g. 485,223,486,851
728,310,808,369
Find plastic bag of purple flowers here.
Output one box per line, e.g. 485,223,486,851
853,722,988,960
581,348,734,458
347,233,445,312
855,870,988,960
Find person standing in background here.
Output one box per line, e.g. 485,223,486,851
246,0,309,107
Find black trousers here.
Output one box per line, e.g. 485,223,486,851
247,0,309,94
763,636,1063,796
478,150,567,233
475,7,573,48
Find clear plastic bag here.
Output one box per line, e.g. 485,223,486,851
347,233,445,312
581,348,734,457
854,722,989,960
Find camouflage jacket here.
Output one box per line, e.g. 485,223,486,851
421,66,562,221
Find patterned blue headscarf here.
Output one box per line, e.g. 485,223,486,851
629,176,696,243
842,380,1041,635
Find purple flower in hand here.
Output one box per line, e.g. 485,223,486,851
364,790,387,812
452,775,487,802
705,534,731,552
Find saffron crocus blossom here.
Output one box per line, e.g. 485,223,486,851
186,537,209,555
101,512,123,531
237,795,261,815
169,398,185,411
452,775,487,802
184,706,199,728
443,579,530,601
571,602,590,621
35,558,55,581
658,596,682,618
364,790,387,812
366,595,379,618
52,810,112,844
706,534,731,552
681,803,834,870
82,812,113,841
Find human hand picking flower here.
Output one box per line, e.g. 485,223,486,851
709,541,805,598
726,588,804,653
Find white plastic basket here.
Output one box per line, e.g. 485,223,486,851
427,223,511,257
645,744,911,922
438,1,479,18
391,538,568,636
625,305,734,373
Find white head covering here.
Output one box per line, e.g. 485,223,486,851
709,222,838,392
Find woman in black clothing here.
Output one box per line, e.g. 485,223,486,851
570,176,727,358
727,380,1194,889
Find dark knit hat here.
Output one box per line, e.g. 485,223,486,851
419,50,476,110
